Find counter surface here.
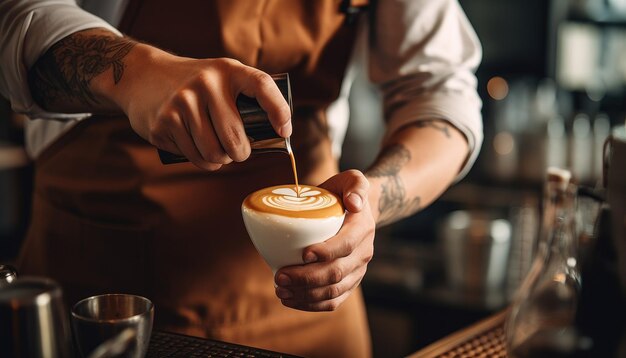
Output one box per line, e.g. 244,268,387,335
409,310,508,358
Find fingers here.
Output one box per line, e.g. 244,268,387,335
281,291,351,312
184,61,283,164
275,225,373,311
201,84,251,163
279,222,374,288
231,66,292,138
174,89,232,165
319,169,370,213
304,211,375,263
276,266,367,312
144,58,290,170
149,107,223,171
169,116,223,171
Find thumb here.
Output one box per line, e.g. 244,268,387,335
319,170,369,213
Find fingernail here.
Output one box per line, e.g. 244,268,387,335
276,287,293,299
347,192,363,210
277,273,291,286
304,252,317,264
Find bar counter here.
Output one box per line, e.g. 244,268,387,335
409,310,508,358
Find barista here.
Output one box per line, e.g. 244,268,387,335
0,0,483,356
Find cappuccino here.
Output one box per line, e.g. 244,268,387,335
242,185,345,273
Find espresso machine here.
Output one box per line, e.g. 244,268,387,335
572,125,626,358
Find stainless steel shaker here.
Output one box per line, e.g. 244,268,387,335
158,72,293,164
0,277,72,358
71,294,154,358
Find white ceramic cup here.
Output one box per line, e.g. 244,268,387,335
242,185,345,274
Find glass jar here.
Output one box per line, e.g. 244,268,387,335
505,168,582,358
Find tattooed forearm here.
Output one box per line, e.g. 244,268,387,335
28,29,137,111
366,144,409,177
412,119,451,138
366,144,421,226
377,177,421,226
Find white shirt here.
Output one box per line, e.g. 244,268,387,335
0,0,483,179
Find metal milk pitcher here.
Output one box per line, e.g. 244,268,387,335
0,275,73,358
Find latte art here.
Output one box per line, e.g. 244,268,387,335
262,187,337,212
243,185,344,218
242,184,346,273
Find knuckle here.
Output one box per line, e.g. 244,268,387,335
328,285,342,300
222,127,244,149
325,300,340,311
210,58,242,75
346,169,362,177
362,246,374,263
149,116,172,142
195,69,215,85
368,227,376,242
348,169,369,189
342,238,356,254
156,108,177,125
220,57,242,67
328,266,343,284
219,132,247,162
174,89,195,107
252,72,274,90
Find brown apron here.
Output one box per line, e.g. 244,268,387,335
18,1,371,357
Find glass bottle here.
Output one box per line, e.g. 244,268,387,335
505,167,582,358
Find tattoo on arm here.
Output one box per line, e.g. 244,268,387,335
412,119,451,138
366,144,421,226
28,29,137,111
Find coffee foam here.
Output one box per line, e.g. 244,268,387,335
243,185,344,218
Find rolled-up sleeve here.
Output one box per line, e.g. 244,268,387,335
0,0,121,119
369,0,483,180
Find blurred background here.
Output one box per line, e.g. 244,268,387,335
0,0,625,357
339,0,626,356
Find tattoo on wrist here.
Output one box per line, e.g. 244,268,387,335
413,120,451,138
366,144,421,226
28,30,137,109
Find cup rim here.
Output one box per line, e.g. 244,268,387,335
0,276,63,304
71,293,154,324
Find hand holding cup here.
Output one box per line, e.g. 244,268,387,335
243,170,375,312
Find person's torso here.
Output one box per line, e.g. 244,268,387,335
21,2,372,356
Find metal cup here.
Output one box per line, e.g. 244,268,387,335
440,210,512,291
71,294,154,358
158,72,293,164
0,277,72,358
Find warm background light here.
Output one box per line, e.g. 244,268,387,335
487,76,509,100
493,131,514,155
